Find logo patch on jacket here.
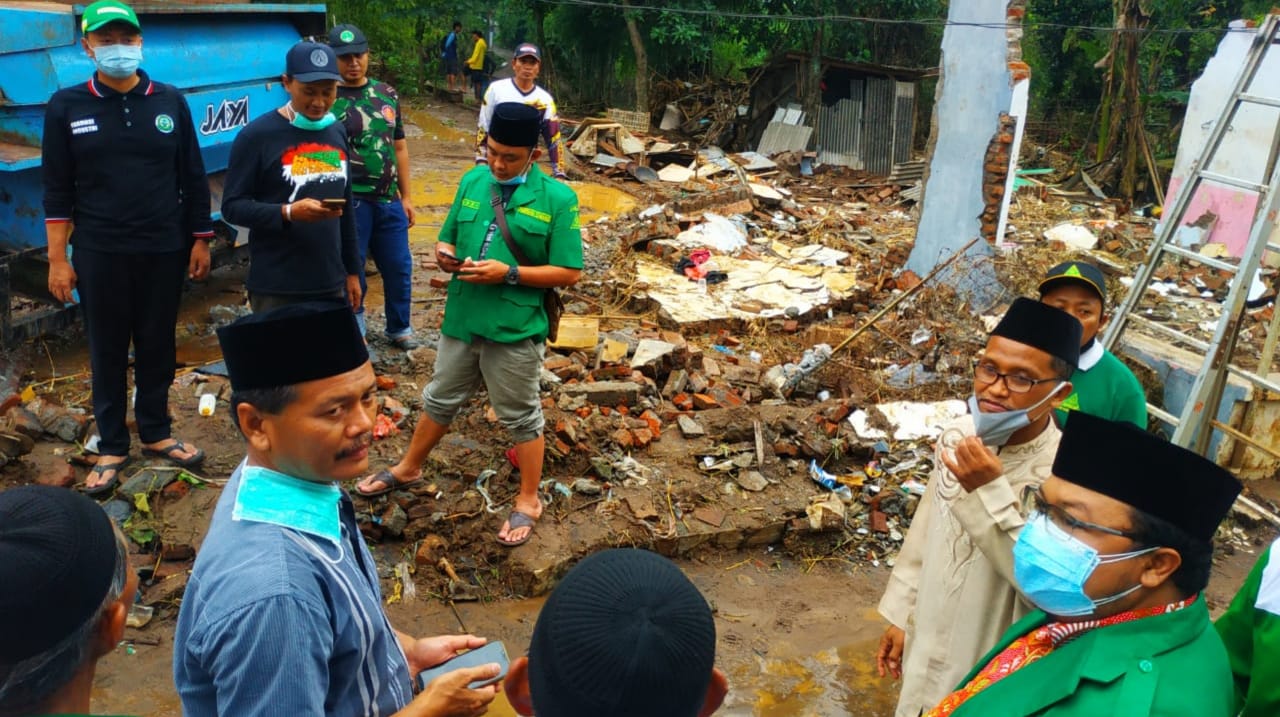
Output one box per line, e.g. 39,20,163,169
155,114,174,133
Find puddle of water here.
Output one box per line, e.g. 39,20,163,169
573,182,638,223
405,108,474,144
726,639,897,717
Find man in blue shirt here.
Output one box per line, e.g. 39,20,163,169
174,302,498,717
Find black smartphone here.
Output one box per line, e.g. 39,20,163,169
416,641,509,691
321,198,347,208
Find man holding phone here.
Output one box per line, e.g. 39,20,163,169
222,41,361,313
175,302,498,717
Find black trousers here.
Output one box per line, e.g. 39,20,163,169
73,247,187,457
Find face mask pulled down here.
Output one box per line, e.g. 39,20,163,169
1013,511,1156,617
93,44,142,80
967,382,1063,447
491,154,534,186
285,104,337,131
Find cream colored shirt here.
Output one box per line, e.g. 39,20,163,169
878,416,1061,717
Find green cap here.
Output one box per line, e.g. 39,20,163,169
81,0,140,34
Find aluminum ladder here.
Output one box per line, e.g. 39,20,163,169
1101,12,1280,464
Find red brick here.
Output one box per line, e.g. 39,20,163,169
575,406,593,418
692,393,719,410
773,441,799,457
428,273,453,289
871,510,889,533
822,420,840,437
639,410,662,435
631,428,654,448
783,320,800,333
376,375,397,391
672,393,694,411
616,405,630,416
552,438,572,456
162,480,191,500
600,407,612,416
612,428,634,448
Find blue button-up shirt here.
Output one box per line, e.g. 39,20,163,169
174,462,413,716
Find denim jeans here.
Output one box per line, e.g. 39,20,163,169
353,196,414,339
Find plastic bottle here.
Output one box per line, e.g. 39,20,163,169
198,393,216,417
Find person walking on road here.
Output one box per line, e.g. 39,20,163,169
42,0,210,495
329,23,420,350
475,43,567,180
466,29,488,102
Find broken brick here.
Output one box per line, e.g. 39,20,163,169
773,441,800,457
871,510,889,534
612,428,634,448
554,419,578,445
662,369,689,399
692,393,719,410
639,409,662,436
783,320,800,333
375,375,397,391
161,480,191,500
672,393,694,411
428,273,453,289
631,428,654,448
687,372,710,394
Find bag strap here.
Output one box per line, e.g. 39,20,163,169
491,184,533,266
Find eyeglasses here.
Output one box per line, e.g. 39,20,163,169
1020,485,1142,540
973,360,1059,394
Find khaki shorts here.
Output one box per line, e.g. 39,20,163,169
421,334,545,443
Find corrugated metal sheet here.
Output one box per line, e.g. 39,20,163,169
817,98,863,169
757,122,813,155
893,81,917,166
860,77,896,176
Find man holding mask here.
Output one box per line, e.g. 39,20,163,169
925,412,1241,716
876,297,1080,717
222,41,361,313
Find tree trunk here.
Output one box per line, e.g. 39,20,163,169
534,2,553,88
1098,0,1150,200
622,0,648,113
802,2,824,126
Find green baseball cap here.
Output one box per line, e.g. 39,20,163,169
81,0,141,34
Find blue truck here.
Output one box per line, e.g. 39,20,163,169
0,1,326,346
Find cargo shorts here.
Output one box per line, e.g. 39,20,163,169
421,334,545,443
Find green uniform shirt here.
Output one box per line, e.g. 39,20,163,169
950,597,1233,717
1215,540,1280,717
1054,345,1148,428
331,79,405,198
439,164,582,344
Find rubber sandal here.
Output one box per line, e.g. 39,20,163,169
82,455,132,497
355,468,423,498
497,509,538,547
142,440,205,468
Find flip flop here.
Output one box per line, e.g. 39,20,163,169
354,468,423,498
142,440,205,468
497,509,538,547
82,455,132,497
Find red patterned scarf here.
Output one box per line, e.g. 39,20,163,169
923,594,1198,717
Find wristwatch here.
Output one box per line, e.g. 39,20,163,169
504,265,520,285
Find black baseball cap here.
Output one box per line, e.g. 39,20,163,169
328,24,369,55
1039,261,1107,304
514,43,541,60
286,41,341,82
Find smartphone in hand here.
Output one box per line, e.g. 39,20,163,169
416,641,509,691
321,198,347,208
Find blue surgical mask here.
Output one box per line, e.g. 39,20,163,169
232,464,342,545
285,104,337,131
967,384,1063,447
1013,511,1157,617
92,43,142,80
492,155,534,186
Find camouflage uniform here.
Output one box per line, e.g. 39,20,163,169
332,80,404,198
331,79,416,342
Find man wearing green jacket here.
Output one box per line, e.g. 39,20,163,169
355,103,581,548
925,411,1241,717
1039,261,1148,428
1215,536,1280,717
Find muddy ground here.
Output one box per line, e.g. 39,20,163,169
3,98,1279,716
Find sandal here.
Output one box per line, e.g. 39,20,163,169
497,509,538,547
354,468,423,498
82,455,132,497
142,439,205,468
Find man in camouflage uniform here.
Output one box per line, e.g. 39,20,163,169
329,24,419,349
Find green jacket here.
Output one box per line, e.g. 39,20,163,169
1054,348,1148,428
1215,540,1280,717
949,597,1234,717
439,163,582,344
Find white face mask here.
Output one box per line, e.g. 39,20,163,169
967,383,1064,447
93,43,142,79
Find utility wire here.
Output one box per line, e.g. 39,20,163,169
539,0,1258,36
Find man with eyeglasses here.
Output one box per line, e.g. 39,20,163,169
924,411,1241,716
877,297,1082,717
